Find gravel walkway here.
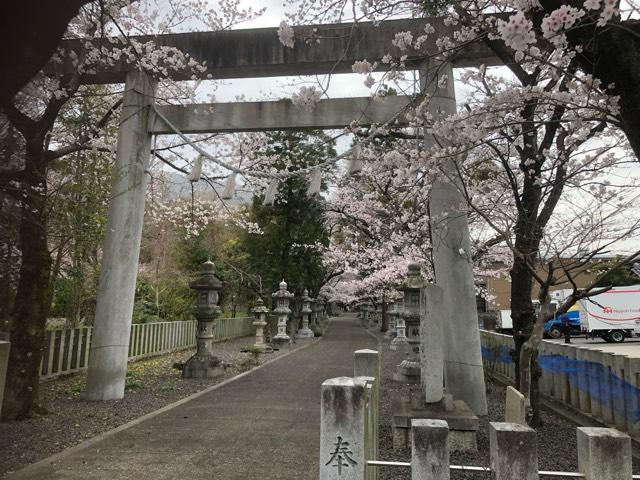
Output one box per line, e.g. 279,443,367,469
0,335,304,478
369,328,640,479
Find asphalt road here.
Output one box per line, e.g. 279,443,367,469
546,336,640,358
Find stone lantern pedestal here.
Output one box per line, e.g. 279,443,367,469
183,261,224,379
296,289,315,339
272,279,294,346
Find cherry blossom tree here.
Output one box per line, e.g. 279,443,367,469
0,0,262,420
279,0,640,423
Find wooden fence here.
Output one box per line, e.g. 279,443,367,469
480,329,640,443
40,317,255,380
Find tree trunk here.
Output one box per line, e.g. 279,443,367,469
380,300,388,333
509,211,544,426
530,354,543,426
2,141,51,420
509,251,536,390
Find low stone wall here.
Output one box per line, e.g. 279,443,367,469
480,330,640,441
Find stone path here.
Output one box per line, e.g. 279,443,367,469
9,314,376,480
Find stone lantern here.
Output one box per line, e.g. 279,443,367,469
183,260,223,378
364,300,374,327
272,279,294,345
384,300,397,339
375,299,383,328
390,307,408,351
358,301,366,326
392,264,425,383
296,288,315,339
316,298,324,328
251,298,270,352
310,297,322,335
400,263,425,345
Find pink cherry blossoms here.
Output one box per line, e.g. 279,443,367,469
496,12,536,52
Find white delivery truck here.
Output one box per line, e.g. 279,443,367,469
579,285,640,343
497,309,512,334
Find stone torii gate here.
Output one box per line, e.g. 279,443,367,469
54,18,497,415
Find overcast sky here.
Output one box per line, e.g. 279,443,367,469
158,0,640,255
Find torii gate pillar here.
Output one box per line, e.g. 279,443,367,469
421,60,488,415
84,71,157,400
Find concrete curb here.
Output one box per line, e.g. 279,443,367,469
6,331,326,479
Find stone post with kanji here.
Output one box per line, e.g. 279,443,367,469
320,377,368,480
272,279,294,345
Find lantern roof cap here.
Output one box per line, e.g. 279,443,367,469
189,260,222,290
400,263,425,291
252,297,269,314
273,279,294,298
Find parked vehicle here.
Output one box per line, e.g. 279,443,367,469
496,309,512,334
580,285,640,343
543,305,581,339
498,301,560,334
495,286,640,342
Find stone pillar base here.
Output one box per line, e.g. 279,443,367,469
271,336,291,347
182,353,223,379
390,338,409,351
392,395,479,452
295,327,315,339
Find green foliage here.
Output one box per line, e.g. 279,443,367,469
47,86,117,326
132,276,195,324
176,234,215,271
592,258,640,287
240,130,335,298
49,273,97,321
125,378,145,390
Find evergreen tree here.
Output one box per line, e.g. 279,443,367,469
241,130,335,299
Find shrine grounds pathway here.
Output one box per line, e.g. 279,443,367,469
8,314,376,480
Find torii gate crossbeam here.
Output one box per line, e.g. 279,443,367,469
52,18,499,84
